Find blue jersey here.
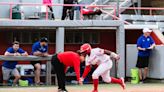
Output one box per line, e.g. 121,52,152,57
137,35,155,57
32,41,48,54
2,47,25,69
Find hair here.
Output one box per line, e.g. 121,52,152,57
13,41,19,45
76,50,86,56
76,50,82,55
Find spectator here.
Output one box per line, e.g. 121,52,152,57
62,0,77,20
51,51,84,92
43,0,55,19
136,28,155,83
31,37,49,85
2,41,28,86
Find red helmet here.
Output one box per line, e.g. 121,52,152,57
80,43,92,54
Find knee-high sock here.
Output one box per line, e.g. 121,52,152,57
111,77,122,84
93,79,99,90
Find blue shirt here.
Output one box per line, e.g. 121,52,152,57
137,35,155,57
32,41,48,54
2,47,25,69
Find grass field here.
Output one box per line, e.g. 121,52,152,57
0,83,164,92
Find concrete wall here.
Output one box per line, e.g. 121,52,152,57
79,0,94,4
126,44,164,79
0,0,63,19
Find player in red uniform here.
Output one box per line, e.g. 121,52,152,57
51,51,84,92
79,43,126,92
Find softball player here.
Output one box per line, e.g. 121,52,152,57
79,43,126,92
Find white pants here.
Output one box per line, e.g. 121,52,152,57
92,60,113,83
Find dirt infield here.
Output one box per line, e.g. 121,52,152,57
0,83,164,92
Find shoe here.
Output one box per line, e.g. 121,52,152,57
139,79,144,84
143,78,147,83
139,81,143,84
12,84,18,87
61,91,68,92
35,82,44,86
120,77,126,90
39,82,44,85
92,90,98,92
58,89,62,92
59,89,68,92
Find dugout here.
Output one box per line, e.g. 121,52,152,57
0,20,125,84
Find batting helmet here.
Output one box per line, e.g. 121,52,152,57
80,43,92,54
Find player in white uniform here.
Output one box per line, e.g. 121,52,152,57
79,43,126,92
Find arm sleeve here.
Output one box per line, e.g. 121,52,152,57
137,37,142,47
150,37,155,45
6,48,12,53
32,44,38,53
45,45,48,52
5,48,13,55
73,59,80,81
82,65,91,79
95,48,104,56
18,48,25,53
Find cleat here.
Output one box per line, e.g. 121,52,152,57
59,89,68,92
58,89,62,92
120,77,126,90
92,90,98,92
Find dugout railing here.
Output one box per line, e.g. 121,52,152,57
0,55,53,85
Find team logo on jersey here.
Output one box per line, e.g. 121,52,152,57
39,46,46,52
147,38,150,41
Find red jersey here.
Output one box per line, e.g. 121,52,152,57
43,0,52,4
57,51,80,81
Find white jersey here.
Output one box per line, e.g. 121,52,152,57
85,48,111,66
